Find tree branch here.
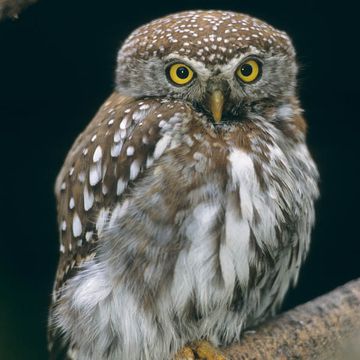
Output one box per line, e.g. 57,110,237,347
223,279,360,359
0,0,37,20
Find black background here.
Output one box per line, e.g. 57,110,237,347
0,0,359,359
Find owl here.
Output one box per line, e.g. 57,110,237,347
48,10,319,360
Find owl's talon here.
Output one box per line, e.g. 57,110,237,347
174,341,226,360
194,340,226,360
174,346,196,360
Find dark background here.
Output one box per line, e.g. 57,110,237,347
0,0,359,359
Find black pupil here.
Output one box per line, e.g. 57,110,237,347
176,66,189,79
241,63,253,76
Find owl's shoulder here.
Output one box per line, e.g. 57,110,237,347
53,93,206,291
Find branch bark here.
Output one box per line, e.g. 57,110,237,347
0,0,37,20
223,278,360,359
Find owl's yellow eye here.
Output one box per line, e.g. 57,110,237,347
167,63,194,86
236,59,262,83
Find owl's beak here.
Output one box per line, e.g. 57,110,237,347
209,90,224,123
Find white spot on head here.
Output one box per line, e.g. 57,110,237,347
61,220,67,231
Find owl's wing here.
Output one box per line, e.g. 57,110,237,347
52,92,194,293
49,92,198,356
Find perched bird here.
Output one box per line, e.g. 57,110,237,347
48,10,319,360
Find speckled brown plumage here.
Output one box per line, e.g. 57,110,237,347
48,10,319,360
119,10,294,65
53,94,188,291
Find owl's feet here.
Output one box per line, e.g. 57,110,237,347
175,346,196,360
175,340,226,360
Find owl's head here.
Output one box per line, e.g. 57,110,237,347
116,10,297,122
